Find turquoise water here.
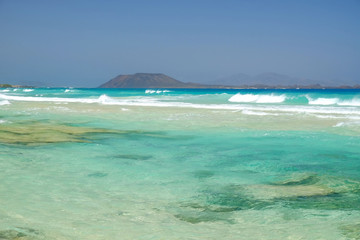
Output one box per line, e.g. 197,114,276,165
0,88,360,239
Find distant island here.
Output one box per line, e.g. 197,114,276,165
99,73,202,88
99,73,360,89
1,73,359,89
0,84,33,88
98,73,230,89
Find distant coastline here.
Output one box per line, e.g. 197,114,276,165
2,72,360,89
97,73,360,90
198,84,360,90
0,84,34,88
2,83,360,90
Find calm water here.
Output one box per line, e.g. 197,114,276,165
0,88,360,239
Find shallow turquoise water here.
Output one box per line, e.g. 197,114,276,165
0,88,360,239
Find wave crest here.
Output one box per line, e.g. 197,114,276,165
229,93,286,103
145,89,171,94
307,96,360,106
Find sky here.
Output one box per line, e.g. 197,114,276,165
0,0,359,87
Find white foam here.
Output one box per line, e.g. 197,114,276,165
0,120,7,124
241,110,279,116
257,94,286,103
0,89,10,92
1,93,360,119
229,94,258,102
333,121,360,127
0,93,159,107
310,114,344,119
23,89,34,92
307,96,360,107
308,97,339,105
64,89,71,93
337,99,360,106
145,89,171,94
229,93,286,103
0,100,10,105
98,94,120,104
334,122,345,127
0,93,101,103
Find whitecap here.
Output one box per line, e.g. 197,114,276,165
308,97,339,105
229,93,286,103
23,89,34,92
307,96,360,107
145,89,156,94
98,94,121,104
145,89,171,94
257,94,286,103
229,94,258,102
338,99,360,107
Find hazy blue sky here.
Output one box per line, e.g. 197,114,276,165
1,0,359,87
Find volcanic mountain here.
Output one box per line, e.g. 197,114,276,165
98,73,199,88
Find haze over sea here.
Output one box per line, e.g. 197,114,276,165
0,87,360,239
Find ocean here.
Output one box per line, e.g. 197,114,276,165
0,88,359,239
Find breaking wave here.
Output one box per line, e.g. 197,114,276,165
2,92,360,119
23,89,34,92
228,93,286,103
145,89,171,94
307,96,360,106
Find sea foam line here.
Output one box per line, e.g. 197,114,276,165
0,93,104,104
2,93,360,117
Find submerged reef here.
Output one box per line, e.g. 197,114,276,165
87,171,108,178
0,227,42,240
173,173,360,224
339,223,360,240
114,154,152,161
0,121,171,145
0,121,112,145
192,170,215,179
